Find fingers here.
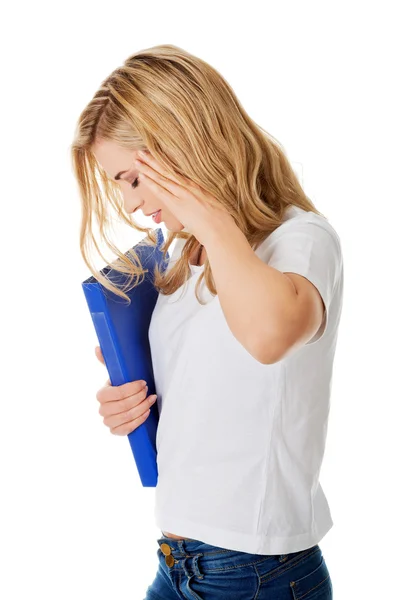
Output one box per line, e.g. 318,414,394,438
97,385,148,416
100,390,156,435
94,344,155,436
110,408,151,436
94,346,106,365
95,379,147,404
95,345,105,365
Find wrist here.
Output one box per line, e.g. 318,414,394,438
200,214,238,248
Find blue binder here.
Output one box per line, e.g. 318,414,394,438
81,227,169,487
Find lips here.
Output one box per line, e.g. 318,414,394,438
152,210,162,224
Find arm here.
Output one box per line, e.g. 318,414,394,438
203,221,325,364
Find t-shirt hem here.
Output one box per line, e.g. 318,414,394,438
154,513,334,555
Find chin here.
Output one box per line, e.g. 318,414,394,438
164,218,185,232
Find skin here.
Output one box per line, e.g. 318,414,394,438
92,140,324,541
93,139,204,539
91,139,206,268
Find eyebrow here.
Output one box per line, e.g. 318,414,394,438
114,169,129,181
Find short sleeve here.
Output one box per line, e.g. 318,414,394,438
258,219,343,345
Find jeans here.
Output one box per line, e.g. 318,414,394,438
144,533,333,599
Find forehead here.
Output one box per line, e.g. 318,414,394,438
92,139,135,178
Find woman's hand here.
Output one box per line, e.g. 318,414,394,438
94,346,157,436
134,150,235,246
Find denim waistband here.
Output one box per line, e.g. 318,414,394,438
157,533,233,555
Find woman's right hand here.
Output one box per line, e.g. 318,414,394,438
94,346,157,436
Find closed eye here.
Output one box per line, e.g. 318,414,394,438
131,177,139,189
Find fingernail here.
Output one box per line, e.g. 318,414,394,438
149,395,157,403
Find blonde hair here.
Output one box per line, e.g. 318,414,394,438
70,44,323,305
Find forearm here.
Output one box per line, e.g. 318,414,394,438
203,221,298,363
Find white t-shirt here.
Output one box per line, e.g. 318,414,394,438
148,205,344,554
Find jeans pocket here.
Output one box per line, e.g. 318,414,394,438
290,555,333,599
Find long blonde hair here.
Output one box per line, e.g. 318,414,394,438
70,44,323,305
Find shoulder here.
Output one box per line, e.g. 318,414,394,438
256,206,342,256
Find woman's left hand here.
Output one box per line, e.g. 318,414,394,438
134,150,235,246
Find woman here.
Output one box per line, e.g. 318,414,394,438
71,44,342,599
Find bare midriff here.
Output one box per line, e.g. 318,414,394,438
162,531,191,540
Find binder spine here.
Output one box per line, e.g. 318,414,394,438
91,312,125,387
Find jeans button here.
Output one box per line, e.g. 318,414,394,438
165,554,175,567
160,543,172,556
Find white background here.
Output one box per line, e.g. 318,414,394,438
1,1,399,598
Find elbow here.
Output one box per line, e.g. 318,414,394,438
251,333,287,365
255,350,283,366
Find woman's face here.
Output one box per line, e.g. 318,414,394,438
91,138,184,232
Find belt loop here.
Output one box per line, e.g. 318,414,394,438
192,553,204,579
279,554,288,562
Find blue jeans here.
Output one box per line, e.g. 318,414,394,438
144,534,333,599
